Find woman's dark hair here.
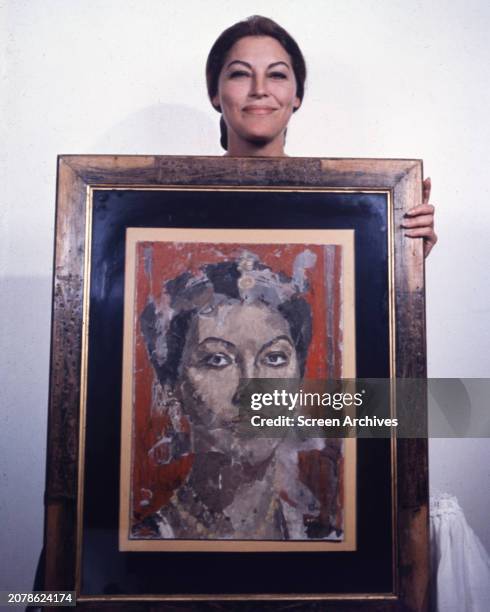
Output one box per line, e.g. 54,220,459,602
206,15,307,150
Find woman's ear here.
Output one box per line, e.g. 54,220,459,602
211,94,221,112
293,96,301,111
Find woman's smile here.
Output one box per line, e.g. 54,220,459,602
242,105,278,115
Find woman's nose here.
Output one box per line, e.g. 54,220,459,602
250,73,268,98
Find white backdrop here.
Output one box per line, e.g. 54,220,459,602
1,0,489,593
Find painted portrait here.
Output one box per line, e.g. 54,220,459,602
120,228,356,551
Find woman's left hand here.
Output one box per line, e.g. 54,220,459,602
401,177,437,258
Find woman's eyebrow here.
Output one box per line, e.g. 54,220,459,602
268,61,290,70
226,60,252,70
198,337,236,351
225,60,291,71
258,335,294,353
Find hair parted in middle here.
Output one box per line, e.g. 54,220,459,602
205,15,307,150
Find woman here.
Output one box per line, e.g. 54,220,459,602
206,15,437,256
135,248,343,541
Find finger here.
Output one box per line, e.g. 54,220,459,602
405,204,435,217
423,177,431,204
404,228,436,239
401,214,434,229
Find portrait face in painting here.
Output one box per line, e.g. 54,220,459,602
141,249,314,439
177,300,300,431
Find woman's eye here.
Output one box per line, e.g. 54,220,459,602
268,72,287,80
229,70,250,79
201,352,233,369
262,351,289,367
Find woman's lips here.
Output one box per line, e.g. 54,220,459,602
243,106,277,115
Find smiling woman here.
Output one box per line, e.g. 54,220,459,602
206,15,306,157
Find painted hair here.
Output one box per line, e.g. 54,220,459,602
141,250,314,385
206,15,307,150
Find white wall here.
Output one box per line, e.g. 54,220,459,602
1,0,489,594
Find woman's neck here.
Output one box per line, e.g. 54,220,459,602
225,136,287,158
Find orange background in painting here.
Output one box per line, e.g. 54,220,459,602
131,241,342,526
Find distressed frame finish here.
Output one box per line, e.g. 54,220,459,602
44,156,428,611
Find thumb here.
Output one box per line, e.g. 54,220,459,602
422,177,431,204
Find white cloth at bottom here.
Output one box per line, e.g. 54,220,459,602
430,494,490,611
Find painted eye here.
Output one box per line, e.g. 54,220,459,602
262,351,289,367
202,352,233,369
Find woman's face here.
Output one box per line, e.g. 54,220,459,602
178,301,300,429
212,35,300,153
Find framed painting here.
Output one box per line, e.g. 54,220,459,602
44,156,428,610
120,227,357,553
